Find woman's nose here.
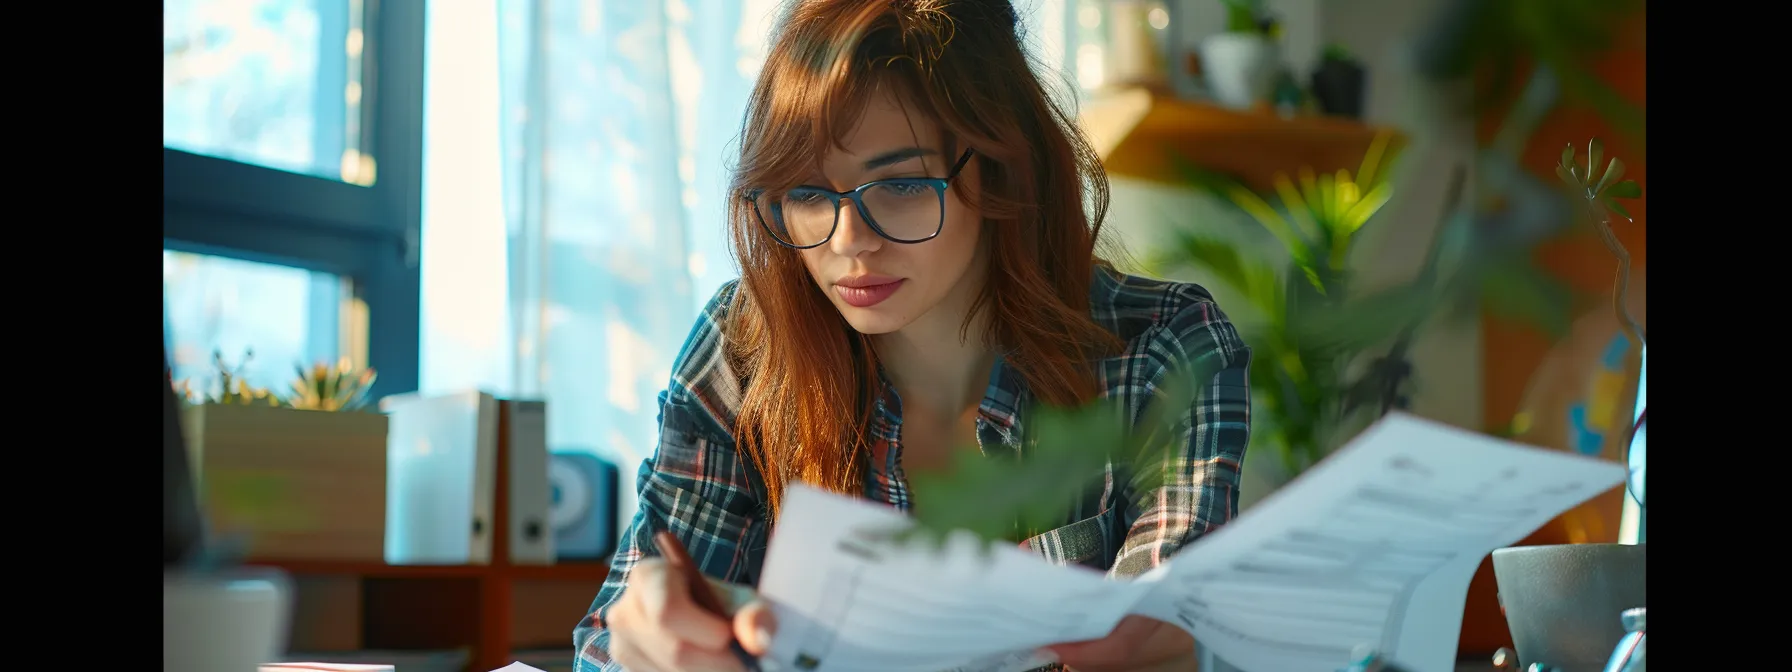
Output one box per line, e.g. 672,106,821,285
829,199,882,257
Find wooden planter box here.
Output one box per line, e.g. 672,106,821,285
183,404,389,562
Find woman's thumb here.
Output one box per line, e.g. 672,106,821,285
732,601,778,655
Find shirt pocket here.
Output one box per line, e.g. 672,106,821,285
645,478,761,582
1018,507,1115,570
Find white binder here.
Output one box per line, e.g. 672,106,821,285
382,390,498,565
501,399,555,565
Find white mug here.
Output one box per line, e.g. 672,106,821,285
164,569,291,672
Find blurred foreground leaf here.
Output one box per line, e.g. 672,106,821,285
887,360,1212,551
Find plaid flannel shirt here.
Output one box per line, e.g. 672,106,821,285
575,265,1252,671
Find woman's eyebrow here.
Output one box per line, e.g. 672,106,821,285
861,147,938,171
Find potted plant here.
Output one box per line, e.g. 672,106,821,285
1555,139,1645,535
180,351,390,562
1200,0,1281,109
1153,132,1574,502
1310,43,1368,118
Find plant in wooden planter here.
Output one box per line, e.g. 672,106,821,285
1554,136,1646,522
179,351,390,562
285,359,379,412
197,349,281,406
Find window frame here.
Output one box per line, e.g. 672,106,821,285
162,0,426,401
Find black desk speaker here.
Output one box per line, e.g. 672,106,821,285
548,450,619,561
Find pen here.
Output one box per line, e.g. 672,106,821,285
653,531,764,672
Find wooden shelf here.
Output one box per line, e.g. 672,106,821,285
248,559,486,579
505,562,611,582
1079,88,1405,193
244,401,615,671
248,558,611,583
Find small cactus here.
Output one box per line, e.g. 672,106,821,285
209,349,280,406
180,349,375,411
287,358,378,412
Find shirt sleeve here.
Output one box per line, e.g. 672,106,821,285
1109,292,1252,578
574,281,770,671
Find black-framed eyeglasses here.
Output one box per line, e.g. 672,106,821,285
744,149,975,249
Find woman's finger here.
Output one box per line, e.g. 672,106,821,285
631,558,734,650
646,641,749,672
607,636,660,672
1046,616,1159,668
732,600,779,655
614,607,741,672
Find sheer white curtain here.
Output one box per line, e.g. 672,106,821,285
419,0,1079,529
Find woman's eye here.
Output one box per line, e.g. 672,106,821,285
882,183,928,197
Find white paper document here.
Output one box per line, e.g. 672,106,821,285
757,413,1628,672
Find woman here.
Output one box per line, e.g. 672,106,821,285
577,1,1250,670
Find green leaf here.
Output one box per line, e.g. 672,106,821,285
1287,281,1435,355
1272,173,1322,245
1603,197,1634,221
1229,183,1316,268
1297,265,1328,298
1356,132,1394,189
1606,179,1642,199
1480,256,1574,338
1560,144,1575,175
1171,156,1316,267
896,358,1217,552
1161,232,1283,317
1586,138,1604,181
1594,157,1625,196
1339,182,1394,237
1555,163,1578,190
1318,171,1340,236
905,430,1105,546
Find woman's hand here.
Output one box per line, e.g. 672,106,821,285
606,558,777,672
1043,615,1195,672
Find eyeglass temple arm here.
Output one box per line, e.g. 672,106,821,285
947,149,975,179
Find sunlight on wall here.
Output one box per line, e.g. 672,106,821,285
604,311,657,416
419,0,511,396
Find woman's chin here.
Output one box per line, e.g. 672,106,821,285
834,303,912,335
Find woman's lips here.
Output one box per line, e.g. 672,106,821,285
834,279,904,308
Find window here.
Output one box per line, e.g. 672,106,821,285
163,250,363,394
163,0,424,400
163,0,374,184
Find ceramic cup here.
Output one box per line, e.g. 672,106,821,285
1490,543,1645,672
164,568,292,672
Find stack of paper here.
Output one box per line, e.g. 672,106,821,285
756,413,1628,672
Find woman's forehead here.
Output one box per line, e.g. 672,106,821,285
822,87,942,166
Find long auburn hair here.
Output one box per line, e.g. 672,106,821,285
726,0,1123,516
